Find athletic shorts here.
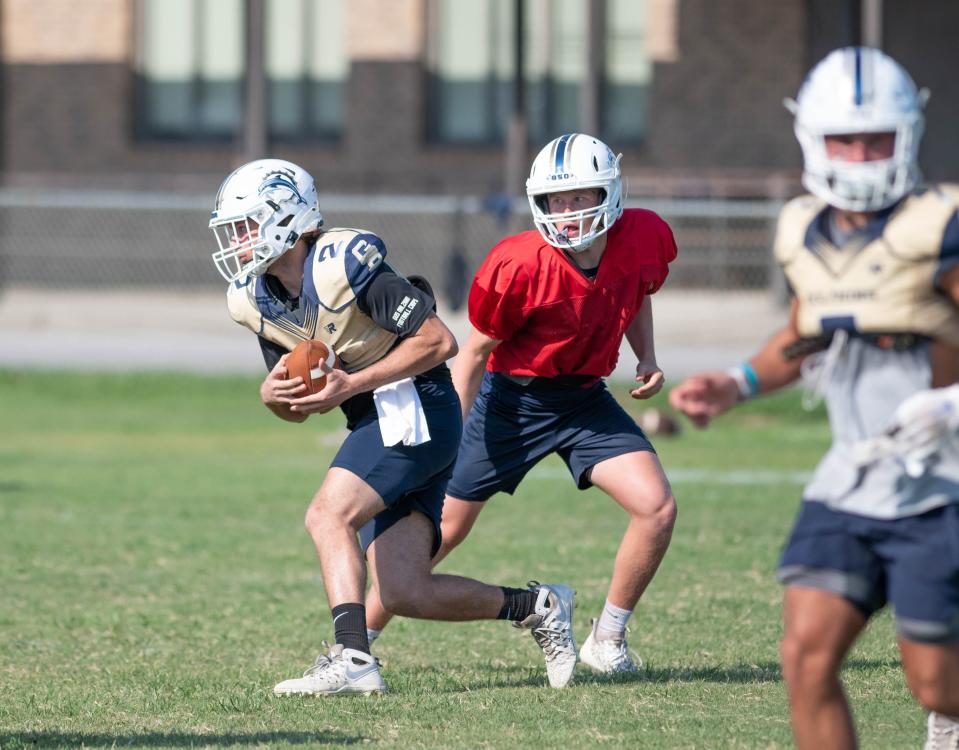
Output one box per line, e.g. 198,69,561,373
446,372,655,501
778,500,959,644
331,377,461,557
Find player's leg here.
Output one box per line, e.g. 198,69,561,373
365,373,557,636
365,508,577,688
589,450,675,610
582,450,675,673
556,384,674,674
775,500,890,748
274,466,389,697
780,586,866,750
367,509,502,620
899,641,959,749
885,503,959,748
365,496,487,633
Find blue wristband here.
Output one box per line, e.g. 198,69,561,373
741,362,760,397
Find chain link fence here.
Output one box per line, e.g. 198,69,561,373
0,189,784,308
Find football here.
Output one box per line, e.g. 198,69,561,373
285,339,337,395
637,408,681,436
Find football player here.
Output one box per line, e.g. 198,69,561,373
668,48,959,749
365,134,679,677
209,159,576,694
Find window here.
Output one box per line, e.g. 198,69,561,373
265,0,346,139
135,0,345,141
426,0,650,145
604,0,650,143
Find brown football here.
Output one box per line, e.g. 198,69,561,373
637,408,681,436
285,339,336,396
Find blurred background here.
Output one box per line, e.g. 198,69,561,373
1,0,956,377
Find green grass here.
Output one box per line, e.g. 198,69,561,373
0,370,925,748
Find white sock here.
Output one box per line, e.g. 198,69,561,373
595,599,632,640
367,628,382,646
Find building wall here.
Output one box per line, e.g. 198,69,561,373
1,0,955,196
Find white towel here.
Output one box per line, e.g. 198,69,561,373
372,378,432,447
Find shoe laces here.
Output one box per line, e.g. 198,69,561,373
513,582,574,659
303,641,342,678
527,617,573,659
594,635,642,672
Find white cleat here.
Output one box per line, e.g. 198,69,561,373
273,643,387,697
925,711,959,750
515,581,578,688
580,617,642,675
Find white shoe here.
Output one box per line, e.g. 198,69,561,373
273,643,387,697
515,581,577,688
925,711,959,750
580,617,642,675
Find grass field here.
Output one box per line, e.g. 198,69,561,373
0,370,925,749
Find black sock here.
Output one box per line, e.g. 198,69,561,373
331,603,369,654
497,586,537,621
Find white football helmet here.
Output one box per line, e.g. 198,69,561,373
209,158,323,283
786,47,927,212
526,133,625,252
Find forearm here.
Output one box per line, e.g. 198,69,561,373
728,300,805,400
743,327,805,396
346,316,457,395
625,296,657,365
451,347,490,420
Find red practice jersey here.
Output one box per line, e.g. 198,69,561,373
469,208,678,377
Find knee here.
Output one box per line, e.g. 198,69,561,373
779,632,839,690
636,493,677,537
303,493,359,540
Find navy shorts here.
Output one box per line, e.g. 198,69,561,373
446,372,655,501
778,500,959,644
331,377,461,557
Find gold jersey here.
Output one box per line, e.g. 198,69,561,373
773,187,959,519
227,228,397,372
774,184,959,346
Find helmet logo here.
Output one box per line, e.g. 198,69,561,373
259,168,307,206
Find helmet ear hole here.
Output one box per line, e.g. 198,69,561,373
277,215,294,227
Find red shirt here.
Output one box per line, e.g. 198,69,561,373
469,208,677,377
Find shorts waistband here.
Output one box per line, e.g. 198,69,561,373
491,372,602,390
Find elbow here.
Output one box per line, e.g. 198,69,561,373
438,328,459,361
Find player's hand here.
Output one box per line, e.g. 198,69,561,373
260,354,307,407
668,372,740,428
630,363,665,400
289,367,354,415
883,385,959,477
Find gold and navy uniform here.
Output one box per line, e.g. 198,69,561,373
773,185,959,519
227,227,441,426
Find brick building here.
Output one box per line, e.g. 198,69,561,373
1,0,957,198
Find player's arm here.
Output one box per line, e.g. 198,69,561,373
940,264,959,306
451,328,501,421
257,337,309,422
624,295,665,399
669,299,805,427
291,270,456,415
